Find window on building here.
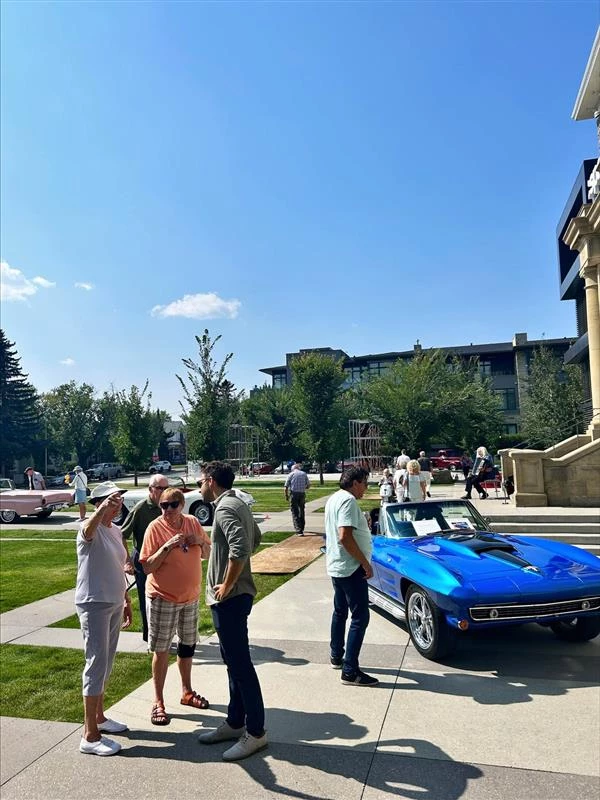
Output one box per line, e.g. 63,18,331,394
344,366,365,384
273,373,287,389
479,359,492,376
495,388,518,411
503,424,519,434
368,361,389,377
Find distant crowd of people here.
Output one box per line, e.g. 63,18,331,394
378,446,495,503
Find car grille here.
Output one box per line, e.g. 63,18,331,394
470,596,600,622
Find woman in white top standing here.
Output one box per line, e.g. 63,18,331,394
70,466,88,521
402,460,427,502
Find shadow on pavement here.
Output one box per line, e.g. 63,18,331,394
118,711,481,800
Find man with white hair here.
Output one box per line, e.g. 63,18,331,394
284,463,310,536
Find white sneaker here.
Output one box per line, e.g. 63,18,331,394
79,736,121,756
198,721,245,744
222,731,268,761
98,718,128,734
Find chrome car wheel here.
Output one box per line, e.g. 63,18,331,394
408,590,434,651
405,584,457,660
0,509,18,524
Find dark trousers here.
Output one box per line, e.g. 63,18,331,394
132,549,148,642
211,593,265,737
330,566,370,675
290,491,306,533
465,474,487,497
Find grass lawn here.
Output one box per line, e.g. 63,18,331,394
240,484,335,512
0,644,161,723
0,540,77,613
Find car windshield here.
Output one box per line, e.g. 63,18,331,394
385,500,490,538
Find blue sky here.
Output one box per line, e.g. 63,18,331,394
1,1,598,418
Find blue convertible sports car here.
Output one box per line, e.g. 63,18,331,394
368,499,600,660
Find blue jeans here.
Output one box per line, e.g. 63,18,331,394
330,566,370,675
132,549,148,642
210,593,265,737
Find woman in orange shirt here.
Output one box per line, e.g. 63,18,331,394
140,487,211,726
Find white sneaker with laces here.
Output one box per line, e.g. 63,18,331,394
222,731,268,761
79,736,121,756
197,721,245,744
98,718,128,734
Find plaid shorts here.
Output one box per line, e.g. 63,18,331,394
146,595,199,653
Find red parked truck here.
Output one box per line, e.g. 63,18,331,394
429,450,462,471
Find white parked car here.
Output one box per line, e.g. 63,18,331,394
117,477,256,527
149,460,172,474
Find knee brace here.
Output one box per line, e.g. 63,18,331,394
177,642,196,658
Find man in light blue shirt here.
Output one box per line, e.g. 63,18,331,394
325,466,378,687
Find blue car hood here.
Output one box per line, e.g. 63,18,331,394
406,532,600,597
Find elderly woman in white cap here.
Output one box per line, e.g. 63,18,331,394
69,466,88,521
76,481,132,757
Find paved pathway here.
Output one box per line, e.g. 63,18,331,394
1,489,599,798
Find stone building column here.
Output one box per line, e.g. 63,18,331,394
581,263,600,437
563,206,600,439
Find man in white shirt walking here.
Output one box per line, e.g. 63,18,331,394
284,463,310,536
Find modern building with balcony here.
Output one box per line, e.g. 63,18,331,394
260,333,574,435
499,28,600,507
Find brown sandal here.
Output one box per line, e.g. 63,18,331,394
150,702,170,725
180,690,210,710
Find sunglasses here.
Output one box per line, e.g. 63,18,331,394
197,477,210,487
151,484,168,491
160,501,180,510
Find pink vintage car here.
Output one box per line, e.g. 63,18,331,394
0,487,75,523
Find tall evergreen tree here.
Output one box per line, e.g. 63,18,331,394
0,330,41,475
177,330,242,461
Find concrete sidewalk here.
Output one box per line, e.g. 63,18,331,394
2,554,600,799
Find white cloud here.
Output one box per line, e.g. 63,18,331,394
32,276,56,288
60,357,75,366
75,282,94,291
151,292,241,320
0,260,56,302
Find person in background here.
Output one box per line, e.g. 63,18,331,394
70,466,88,521
121,474,169,643
403,460,427,502
460,451,473,481
395,450,410,470
417,452,432,498
325,465,378,687
140,487,212,727
462,446,494,500
24,466,45,490
378,468,394,504
284,463,310,536
393,463,407,502
76,482,131,757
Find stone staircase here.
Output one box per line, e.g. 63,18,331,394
487,512,600,555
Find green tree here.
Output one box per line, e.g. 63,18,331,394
520,346,585,448
111,382,155,486
358,351,503,453
149,409,171,461
178,330,242,461
290,352,346,483
240,385,301,466
0,330,41,476
41,382,117,468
